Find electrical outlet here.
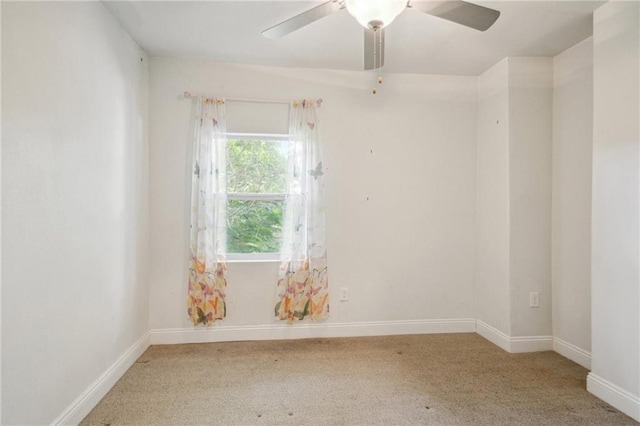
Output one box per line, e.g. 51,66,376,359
340,287,349,301
529,291,540,308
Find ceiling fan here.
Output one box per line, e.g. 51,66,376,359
262,0,500,70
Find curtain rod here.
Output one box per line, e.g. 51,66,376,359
181,91,292,105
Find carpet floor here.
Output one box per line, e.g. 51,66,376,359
80,333,638,425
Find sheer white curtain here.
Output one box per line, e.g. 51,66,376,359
275,99,329,323
187,97,228,326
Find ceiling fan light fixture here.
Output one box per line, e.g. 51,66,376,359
345,0,406,29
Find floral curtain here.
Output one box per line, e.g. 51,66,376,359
275,99,329,323
187,97,228,326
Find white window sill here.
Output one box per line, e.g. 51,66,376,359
225,253,280,263
225,258,280,264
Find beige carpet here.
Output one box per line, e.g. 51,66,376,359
81,333,638,425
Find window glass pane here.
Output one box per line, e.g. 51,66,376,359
226,199,283,254
227,139,288,193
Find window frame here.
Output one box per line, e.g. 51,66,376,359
224,132,290,262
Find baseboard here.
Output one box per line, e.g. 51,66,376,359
553,337,591,369
476,322,591,366
510,334,554,352
476,319,511,351
150,318,477,345
476,320,553,353
51,331,151,425
587,373,640,422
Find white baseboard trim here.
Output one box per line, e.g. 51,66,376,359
553,337,591,370
51,331,151,426
510,334,554,353
476,319,511,352
587,373,640,422
150,318,477,345
476,320,553,353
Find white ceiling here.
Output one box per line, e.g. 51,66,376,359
104,0,605,76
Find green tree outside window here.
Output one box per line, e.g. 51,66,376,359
226,138,288,254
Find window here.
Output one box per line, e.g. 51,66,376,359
225,133,290,261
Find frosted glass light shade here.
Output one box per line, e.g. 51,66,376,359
345,0,406,29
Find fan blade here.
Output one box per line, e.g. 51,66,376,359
411,0,500,31
262,1,343,39
364,28,385,70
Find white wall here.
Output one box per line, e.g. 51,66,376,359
1,2,149,424
148,57,478,332
475,57,554,341
589,1,640,421
508,57,553,337
552,38,593,363
476,59,511,336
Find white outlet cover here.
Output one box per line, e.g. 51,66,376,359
529,292,539,308
339,287,349,301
